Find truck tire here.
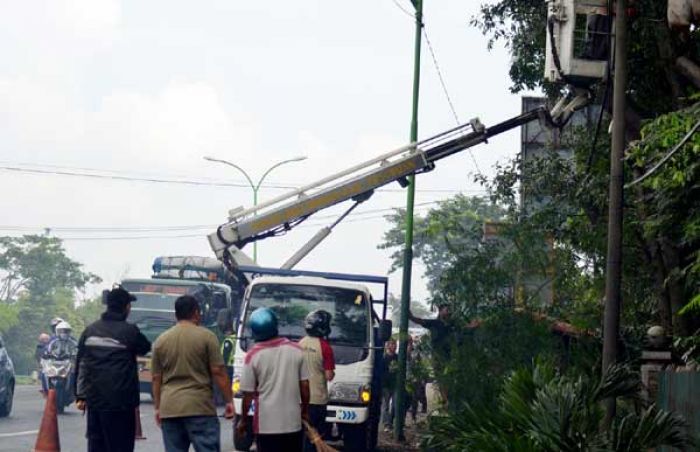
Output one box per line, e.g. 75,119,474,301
233,415,254,451
343,419,377,452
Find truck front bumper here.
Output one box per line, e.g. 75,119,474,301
233,398,369,425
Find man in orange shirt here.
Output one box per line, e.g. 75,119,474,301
298,310,335,452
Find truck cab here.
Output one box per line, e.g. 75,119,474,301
119,278,234,395
232,272,391,452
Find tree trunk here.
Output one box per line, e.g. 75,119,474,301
659,238,692,336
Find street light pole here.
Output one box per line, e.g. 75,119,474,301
204,156,307,263
394,0,422,441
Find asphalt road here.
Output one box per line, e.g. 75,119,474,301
0,385,236,452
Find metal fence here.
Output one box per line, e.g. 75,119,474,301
657,370,700,451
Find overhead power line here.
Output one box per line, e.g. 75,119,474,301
0,162,480,195
422,26,484,177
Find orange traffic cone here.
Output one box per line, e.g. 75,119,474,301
135,407,146,440
33,388,60,452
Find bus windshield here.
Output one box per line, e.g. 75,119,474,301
242,283,369,350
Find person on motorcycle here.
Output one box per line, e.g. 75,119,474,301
46,321,78,359
49,317,65,339
35,333,51,397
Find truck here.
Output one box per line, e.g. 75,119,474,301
232,267,392,451
116,256,240,396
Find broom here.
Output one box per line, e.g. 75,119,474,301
302,420,339,452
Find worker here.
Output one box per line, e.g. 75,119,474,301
409,304,456,401
381,338,398,432
220,323,237,382
238,308,310,452
298,310,335,452
151,295,234,452
74,287,151,452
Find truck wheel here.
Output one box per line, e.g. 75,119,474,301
233,415,254,451
343,420,376,452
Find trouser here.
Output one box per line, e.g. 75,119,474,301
381,389,394,427
86,408,136,452
303,404,327,452
256,430,303,452
161,416,221,452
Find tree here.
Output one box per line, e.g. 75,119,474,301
468,1,700,336
0,235,101,373
379,195,507,300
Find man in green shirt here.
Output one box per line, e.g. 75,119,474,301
151,295,234,452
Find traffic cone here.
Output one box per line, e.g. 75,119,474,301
135,407,146,440
33,388,60,452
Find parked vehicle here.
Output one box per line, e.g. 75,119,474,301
40,355,74,414
0,334,16,417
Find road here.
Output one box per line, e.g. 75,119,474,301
0,385,418,451
0,385,235,452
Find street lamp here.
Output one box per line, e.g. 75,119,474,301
203,155,307,263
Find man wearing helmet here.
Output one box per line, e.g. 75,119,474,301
238,308,310,452
298,310,335,452
49,317,65,340
46,321,78,359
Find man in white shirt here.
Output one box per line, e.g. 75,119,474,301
238,308,310,452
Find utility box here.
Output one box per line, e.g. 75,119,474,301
544,0,609,84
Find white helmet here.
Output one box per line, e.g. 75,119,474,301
55,321,72,333
50,317,65,328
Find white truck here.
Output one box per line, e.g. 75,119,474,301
231,270,391,451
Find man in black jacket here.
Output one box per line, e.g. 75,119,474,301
74,287,151,452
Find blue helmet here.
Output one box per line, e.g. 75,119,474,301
249,308,278,342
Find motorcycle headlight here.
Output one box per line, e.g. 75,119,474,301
329,383,371,404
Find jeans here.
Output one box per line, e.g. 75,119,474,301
161,416,221,452
87,408,136,452
303,404,327,452
381,389,394,427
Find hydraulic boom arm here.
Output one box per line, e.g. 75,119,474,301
208,107,551,266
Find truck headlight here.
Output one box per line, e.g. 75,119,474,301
329,383,371,404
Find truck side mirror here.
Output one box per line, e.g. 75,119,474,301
101,289,110,305
379,320,392,342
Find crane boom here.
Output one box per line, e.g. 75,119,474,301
208,107,550,264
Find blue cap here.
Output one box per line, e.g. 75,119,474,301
249,308,278,342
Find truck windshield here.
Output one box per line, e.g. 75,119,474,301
128,293,178,343
243,283,369,350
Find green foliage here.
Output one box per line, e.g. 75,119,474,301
434,309,598,410
0,235,102,374
379,195,506,296
422,362,692,452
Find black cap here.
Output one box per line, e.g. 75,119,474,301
106,287,137,309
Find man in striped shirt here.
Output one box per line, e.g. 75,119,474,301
238,308,310,452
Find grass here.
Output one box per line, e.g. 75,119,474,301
15,374,38,385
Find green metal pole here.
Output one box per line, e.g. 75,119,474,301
394,0,422,441
252,189,258,263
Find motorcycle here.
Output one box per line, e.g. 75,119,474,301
40,355,75,414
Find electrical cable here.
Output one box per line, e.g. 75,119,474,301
625,119,700,189
390,0,415,18
422,26,484,177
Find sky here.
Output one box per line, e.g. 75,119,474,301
0,0,527,304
